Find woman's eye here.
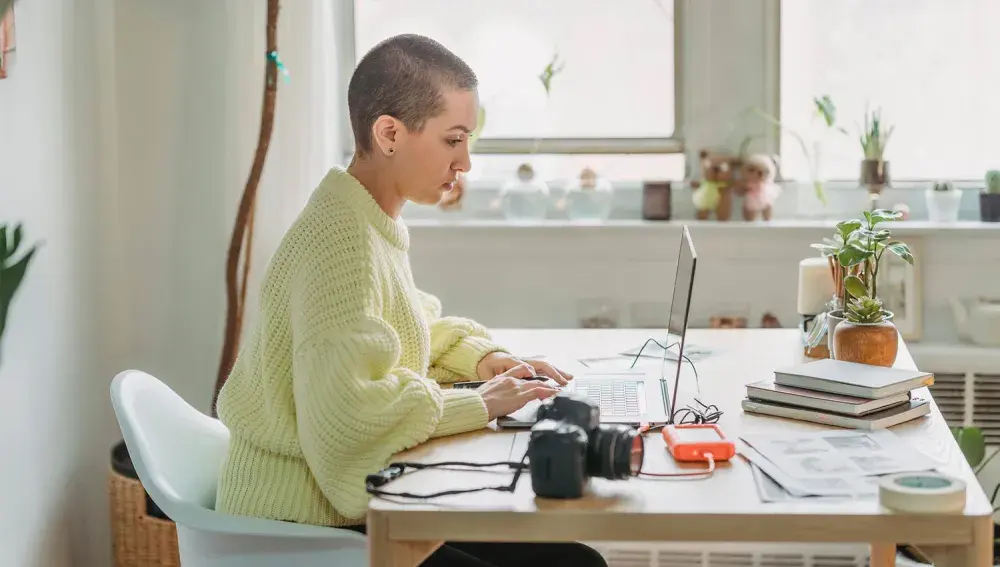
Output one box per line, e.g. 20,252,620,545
448,138,463,147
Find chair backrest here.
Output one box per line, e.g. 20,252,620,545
110,370,230,520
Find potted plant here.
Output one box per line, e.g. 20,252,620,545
925,180,963,223
1,222,39,366
982,170,1000,222
832,294,898,366
806,220,864,356
829,209,914,366
859,107,893,199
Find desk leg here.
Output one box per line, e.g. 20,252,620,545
368,511,443,567
920,517,994,567
869,543,897,567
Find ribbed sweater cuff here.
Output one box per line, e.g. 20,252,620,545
432,389,489,438
436,336,506,379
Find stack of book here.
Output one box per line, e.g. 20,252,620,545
741,358,935,429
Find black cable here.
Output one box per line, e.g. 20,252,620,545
626,337,721,425
627,337,700,387
365,455,528,500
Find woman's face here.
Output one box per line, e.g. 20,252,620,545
392,88,478,205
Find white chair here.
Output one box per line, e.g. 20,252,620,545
110,369,369,567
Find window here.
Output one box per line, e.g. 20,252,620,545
351,0,683,183
780,0,1000,182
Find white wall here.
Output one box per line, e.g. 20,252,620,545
0,1,104,566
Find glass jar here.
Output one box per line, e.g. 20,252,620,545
564,167,614,221
499,163,550,221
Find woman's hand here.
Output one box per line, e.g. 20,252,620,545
475,352,573,385
475,364,559,421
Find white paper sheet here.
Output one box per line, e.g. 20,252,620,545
740,430,936,480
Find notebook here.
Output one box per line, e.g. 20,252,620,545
772,359,934,399
746,380,910,416
741,397,931,430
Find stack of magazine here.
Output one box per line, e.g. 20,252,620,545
741,359,935,429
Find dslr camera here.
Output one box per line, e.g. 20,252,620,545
526,391,645,499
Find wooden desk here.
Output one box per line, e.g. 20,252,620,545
367,329,993,567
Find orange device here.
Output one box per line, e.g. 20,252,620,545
662,424,735,462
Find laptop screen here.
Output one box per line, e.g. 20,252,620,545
660,225,697,417
667,226,696,338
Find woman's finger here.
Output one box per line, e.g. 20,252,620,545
528,360,570,385
517,381,558,402
501,362,536,379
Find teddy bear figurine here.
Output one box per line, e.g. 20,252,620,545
690,149,738,221
739,153,781,221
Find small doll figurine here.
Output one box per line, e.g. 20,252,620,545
690,149,738,221
740,153,781,221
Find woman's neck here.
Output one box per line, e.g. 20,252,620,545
346,157,406,219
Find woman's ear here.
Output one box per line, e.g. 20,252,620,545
372,114,400,157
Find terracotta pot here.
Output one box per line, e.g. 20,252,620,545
832,314,899,367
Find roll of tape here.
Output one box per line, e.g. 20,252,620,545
878,472,966,513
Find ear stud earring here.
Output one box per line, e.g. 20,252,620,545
388,148,395,155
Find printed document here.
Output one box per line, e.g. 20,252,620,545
740,429,935,480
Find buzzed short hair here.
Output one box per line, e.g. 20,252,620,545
348,34,478,155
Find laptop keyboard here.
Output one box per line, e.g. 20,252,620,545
577,379,641,416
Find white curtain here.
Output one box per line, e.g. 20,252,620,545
222,0,345,335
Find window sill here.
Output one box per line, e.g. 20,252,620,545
405,217,1000,235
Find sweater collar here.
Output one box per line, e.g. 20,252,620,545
323,166,409,251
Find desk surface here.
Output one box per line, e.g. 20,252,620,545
367,329,993,567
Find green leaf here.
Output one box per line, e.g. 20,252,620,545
809,243,838,256
814,95,837,127
836,220,861,240
838,244,870,267
871,209,901,224
952,426,987,468
11,224,21,255
0,225,7,259
863,211,873,227
885,241,914,265
843,275,868,298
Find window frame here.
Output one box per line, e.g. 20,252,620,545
338,0,687,157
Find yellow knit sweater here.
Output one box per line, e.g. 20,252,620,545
214,167,504,526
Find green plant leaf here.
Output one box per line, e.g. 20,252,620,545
843,275,868,298
836,220,861,240
871,209,901,224
838,244,870,267
863,210,873,226
885,241,914,265
952,426,987,468
814,95,837,127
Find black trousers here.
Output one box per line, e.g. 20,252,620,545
345,524,608,567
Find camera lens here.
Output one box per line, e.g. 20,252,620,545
587,424,644,480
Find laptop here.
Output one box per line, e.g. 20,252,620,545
497,225,698,428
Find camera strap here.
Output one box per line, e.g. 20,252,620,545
365,455,529,500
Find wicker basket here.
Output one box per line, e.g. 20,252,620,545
108,441,180,567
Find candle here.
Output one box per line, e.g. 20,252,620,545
798,256,834,315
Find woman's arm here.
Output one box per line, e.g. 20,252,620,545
415,288,507,383
289,258,488,519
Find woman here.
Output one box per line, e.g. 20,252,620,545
214,33,609,567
